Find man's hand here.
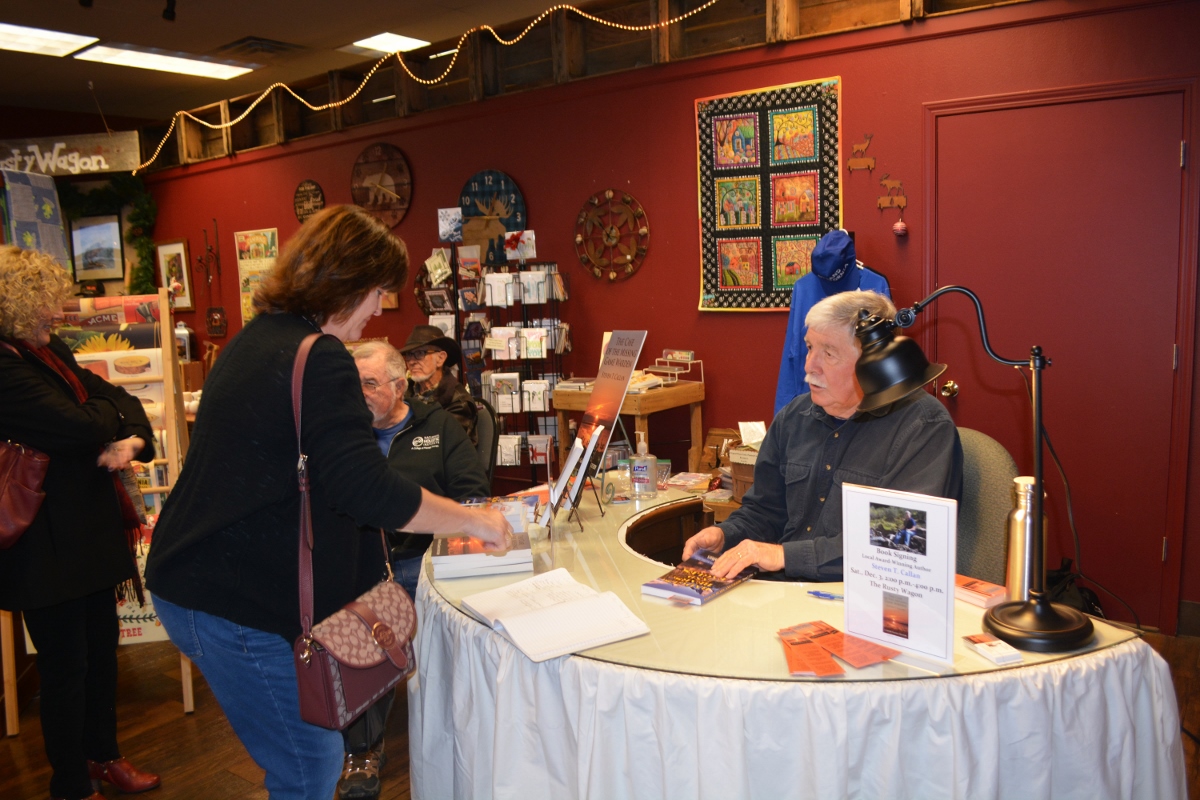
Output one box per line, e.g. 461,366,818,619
97,436,144,472
709,539,785,579
682,525,725,562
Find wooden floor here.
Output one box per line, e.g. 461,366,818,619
1,634,1198,799
0,642,410,800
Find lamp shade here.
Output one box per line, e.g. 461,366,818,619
855,313,946,412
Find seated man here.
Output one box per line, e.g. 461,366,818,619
338,341,489,800
684,290,962,581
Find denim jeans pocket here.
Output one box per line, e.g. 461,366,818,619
153,597,204,659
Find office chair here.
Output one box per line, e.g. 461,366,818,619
474,398,498,489
957,427,1019,586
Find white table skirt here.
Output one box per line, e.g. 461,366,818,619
409,573,1185,800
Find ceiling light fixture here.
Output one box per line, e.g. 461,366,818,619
352,32,430,54
430,48,458,59
0,22,98,57
74,44,255,80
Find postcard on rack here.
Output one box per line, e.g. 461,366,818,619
841,484,958,667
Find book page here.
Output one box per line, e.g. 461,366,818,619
460,568,597,627
494,591,650,663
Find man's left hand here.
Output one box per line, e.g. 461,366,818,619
710,539,784,579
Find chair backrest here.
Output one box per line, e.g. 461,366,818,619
474,398,498,489
957,427,1020,585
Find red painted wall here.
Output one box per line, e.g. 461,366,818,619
139,1,1200,611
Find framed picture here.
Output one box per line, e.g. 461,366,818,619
155,239,194,311
71,215,125,281
381,291,399,310
695,77,841,310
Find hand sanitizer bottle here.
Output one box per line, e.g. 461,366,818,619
631,432,657,499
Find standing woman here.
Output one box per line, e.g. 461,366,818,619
0,246,159,800
399,325,478,445
145,206,511,800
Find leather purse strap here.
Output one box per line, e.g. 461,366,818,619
291,332,391,640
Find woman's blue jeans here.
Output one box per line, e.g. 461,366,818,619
154,596,343,799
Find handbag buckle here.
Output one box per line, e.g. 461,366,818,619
298,635,314,665
371,621,396,650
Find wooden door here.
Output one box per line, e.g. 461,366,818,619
929,90,1185,628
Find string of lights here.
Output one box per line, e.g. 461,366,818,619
134,0,724,173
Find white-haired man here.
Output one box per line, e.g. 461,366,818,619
684,290,962,581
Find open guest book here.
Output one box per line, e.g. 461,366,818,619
459,568,650,662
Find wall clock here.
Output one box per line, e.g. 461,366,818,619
574,189,650,281
293,179,325,223
459,169,526,266
350,143,412,229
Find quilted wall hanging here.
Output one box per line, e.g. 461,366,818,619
695,77,842,311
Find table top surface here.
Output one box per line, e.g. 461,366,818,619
425,489,1137,682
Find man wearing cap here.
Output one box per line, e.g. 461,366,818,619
399,324,478,445
684,289,962,582
774,229,890,414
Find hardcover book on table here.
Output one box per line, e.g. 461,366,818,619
641,549,757,605
430,531,532,579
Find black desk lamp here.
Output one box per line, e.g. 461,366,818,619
854,285,1093,652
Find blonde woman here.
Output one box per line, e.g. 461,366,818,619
0,246,159,800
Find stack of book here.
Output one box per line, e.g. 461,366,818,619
431,497,538,579
954,575,1008,608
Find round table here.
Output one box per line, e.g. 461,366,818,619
408,491,1185,799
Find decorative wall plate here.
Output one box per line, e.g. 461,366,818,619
350,143,412,229
293,179,325,223
459,169,526,266
574,189,650,281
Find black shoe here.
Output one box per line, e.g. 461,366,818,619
337,748,385,800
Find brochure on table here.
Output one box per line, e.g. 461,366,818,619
841,483,958,667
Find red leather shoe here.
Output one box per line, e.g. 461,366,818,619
87,757,161,793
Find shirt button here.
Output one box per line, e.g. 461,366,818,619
825,464,831,471
819,496,825,502
806,526,812,532
834,432,839,438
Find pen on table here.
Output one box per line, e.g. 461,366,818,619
807,590,843,601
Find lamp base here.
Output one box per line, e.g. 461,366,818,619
982,593,1095,653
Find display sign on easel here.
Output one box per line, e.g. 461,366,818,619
841,484,958,668
539,330,647,527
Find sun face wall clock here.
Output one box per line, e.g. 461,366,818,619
350,143,412,229
459,169,526,266
574,189,650,281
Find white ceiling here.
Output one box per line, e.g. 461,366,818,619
0,0,554,120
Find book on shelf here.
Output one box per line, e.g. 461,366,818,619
556,376,595,392
640,549,757,605
460,568,650,662
954,574,1007,608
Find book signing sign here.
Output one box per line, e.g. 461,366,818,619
842,484,958,666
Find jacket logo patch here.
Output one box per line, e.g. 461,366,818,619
411,434,440,450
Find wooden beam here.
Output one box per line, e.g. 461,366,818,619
767,0,796,43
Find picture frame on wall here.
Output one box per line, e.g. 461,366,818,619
155,239,194,311
71,215,125,282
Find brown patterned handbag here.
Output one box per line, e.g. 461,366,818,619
289,333,417,730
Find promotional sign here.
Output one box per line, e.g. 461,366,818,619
842,484,958,667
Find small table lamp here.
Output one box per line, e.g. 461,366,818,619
854,286,1093,652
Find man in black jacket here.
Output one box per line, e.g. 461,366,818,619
339,341,489,800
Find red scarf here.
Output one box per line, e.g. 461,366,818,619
12,339,146,604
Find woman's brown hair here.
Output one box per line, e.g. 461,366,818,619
252,205,408,324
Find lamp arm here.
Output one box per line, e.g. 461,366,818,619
893,285,1024,367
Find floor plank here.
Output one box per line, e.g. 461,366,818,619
3,636,1196,799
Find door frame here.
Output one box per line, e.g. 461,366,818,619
922,76,1199,633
